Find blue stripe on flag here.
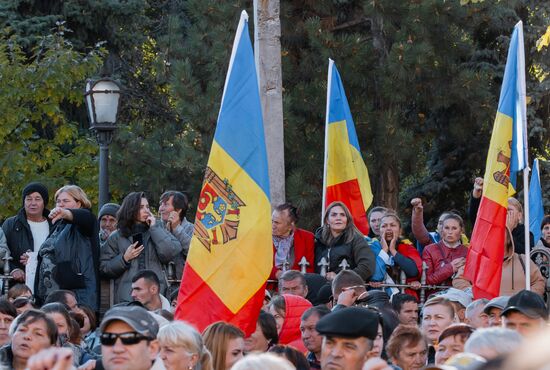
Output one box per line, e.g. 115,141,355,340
529,159,544,242
214,18,270,198
328,64,362,152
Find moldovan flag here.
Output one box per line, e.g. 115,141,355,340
174,11,272,335
323,59,373,235
464,21,527,299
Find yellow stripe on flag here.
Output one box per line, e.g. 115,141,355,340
187,141,272,313
326,120,373,209
483,111,513,209
327,120,357,185
352,148,373,210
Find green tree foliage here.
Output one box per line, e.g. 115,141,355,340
0,28,103,219
0,0,547,229
278,0,549,230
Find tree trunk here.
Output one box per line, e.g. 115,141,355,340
375,165,399,210
254,0,285,207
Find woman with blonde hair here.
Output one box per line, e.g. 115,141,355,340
202,322,245,370
158,321,212,370
36,185,99,310
314,201,375,281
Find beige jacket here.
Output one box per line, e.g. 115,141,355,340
453,253,546,296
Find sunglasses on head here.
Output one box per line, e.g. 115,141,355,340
13,297,34,309
100,332,151,346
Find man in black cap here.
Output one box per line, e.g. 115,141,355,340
2,182,52,283
98,203,120,247
316,306,379,370
501,289,548,337
99,305,160,370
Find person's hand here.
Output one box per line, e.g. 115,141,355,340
123,242,144,263
506,208,520,231
380,236,389,253
166,211,181,231
409,280,421,290
146,213,156,227
48,207,69,223
473,177,484,199
388,235,398,256
451,257,466,272
411,198,423,210
326,272,336,281
26,347,74,370
10,269,25,282
19,251,31,266
337,288,360,307
78,359,96,370
368,281,383,288
275,269,283,279
363,357,393,370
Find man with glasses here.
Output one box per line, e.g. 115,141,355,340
99,305,160,370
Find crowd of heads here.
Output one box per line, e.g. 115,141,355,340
0,172,547,370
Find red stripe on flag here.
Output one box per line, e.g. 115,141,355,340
325,179,369,235
463,197,507,299
174,264,265,336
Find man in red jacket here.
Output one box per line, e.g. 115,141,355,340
271,203,315,280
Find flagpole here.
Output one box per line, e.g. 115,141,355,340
524,166,531,289
321,59,333,226
514,21,530,290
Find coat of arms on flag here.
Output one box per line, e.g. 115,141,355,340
195,166,246,251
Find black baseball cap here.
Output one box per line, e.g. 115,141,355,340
500,290,548,320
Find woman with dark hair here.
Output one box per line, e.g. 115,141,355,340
377,212,422,299
268,345,310,370
75,305,99,352
36,185,99,310
100,192,182,304
535,215,550,249
0,299,17,347
244,311,278,353
0,309,57,370
314,201,375,282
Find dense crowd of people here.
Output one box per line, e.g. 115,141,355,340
0,179,548,370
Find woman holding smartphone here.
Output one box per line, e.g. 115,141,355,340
100,192,182,304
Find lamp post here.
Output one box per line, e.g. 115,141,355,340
84,78,121,209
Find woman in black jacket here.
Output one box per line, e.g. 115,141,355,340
314,201,375,282
36,185,99,310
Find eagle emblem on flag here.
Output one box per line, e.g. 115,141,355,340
194,167,246,251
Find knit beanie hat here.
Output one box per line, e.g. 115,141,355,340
22,182,49,207
98,203,120,220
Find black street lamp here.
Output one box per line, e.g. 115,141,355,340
84,78,121,209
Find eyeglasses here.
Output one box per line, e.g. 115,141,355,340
100,332,151,346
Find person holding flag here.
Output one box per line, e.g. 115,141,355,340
322,59,373,236
174,11,272,336
463,21,532,299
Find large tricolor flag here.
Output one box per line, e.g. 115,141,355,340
464,21,528,299
174,11,272,335
323,59,373,235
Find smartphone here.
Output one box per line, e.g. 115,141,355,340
133,233,144,247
